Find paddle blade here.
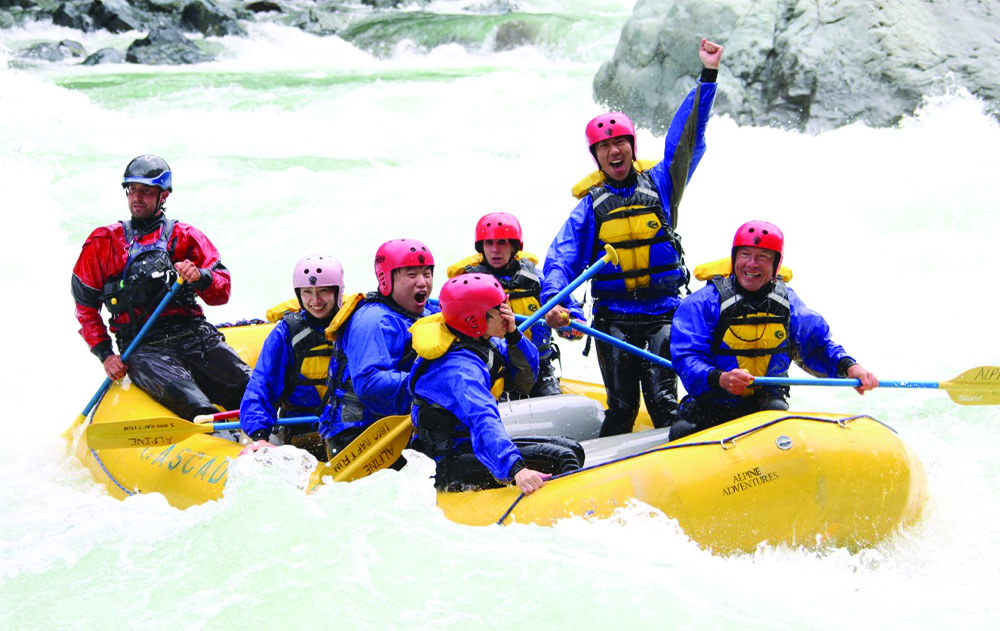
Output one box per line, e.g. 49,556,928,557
310,415,414,486
86,417,212,450
941,366,1000,405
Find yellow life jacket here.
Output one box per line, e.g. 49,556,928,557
447,252,544,340
325,292,365,341
280,312,333,412
266,297,302,323
573,164,688,298
709,276,791,394
693,257,794,283
570,160,659,199
410,313,506,400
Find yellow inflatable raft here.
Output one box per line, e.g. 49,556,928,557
67,322,927,553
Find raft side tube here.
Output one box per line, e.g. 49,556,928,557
501,395,603,441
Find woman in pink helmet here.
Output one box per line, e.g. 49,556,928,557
408,274,583,494
240,255,351,457
543,38,724,438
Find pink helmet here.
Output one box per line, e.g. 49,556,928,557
732,221,784,271
585,111,636,157
440,274,506,338
475,212,523,253
293,255,345,307
374,238,435,296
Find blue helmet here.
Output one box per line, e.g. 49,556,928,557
122,155,173,192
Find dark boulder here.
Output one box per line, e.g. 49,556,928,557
180,0,246,37
88,0,142,33
126,26,214,64
245,1,280,13
52,2,95,31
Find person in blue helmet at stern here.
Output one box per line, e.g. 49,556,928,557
543,39,724,437
72,155,251,421
669,220,878,440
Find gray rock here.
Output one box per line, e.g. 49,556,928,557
53,2,95,31
287,6,346,37
594,0,1000,132
89,0,143,33
126,25,214,64
180,0,246,36
494,19,536,51
82,46,125,64
20,39,87,61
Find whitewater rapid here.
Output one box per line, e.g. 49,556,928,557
2,3,999,629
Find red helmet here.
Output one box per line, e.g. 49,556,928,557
585,111,636,158
732,221,784,270
440,274,506,338
374,238,435,296
474,212,523,253
293,255,344,307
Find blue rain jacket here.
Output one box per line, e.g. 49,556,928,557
342,299,438,417
410,335,539,481
670,280,853,405
240,314,324,437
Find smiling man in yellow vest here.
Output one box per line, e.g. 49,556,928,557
669,221,878,440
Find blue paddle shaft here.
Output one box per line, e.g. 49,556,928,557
528,314,942,392
516,252,614,334
213,416,318,432
80,278,186,417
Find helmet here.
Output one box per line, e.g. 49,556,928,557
474,212,523,253
440,274,506,338
732,220,784,271
122,155,173,192
585,112,636,157
374,238,435,296
293,255,345,307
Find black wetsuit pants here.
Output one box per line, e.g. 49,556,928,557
123,317,252,421
670,390,790,441
434,436,584,492
592,308,678,436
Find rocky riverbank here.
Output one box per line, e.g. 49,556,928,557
0,0,438,64
5,0,997,131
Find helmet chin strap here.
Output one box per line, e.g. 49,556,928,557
155,190,167,215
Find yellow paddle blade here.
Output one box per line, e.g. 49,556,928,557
85,417,213,450
941,366,1000,405
309,415,414,487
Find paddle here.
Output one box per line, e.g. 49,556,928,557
193,409,239,424
310,415,414,483
87,413,415,484
540,316,1000,406
85,414,320,450
75,277,186,426
749,368,1000,406
515,244,619,333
